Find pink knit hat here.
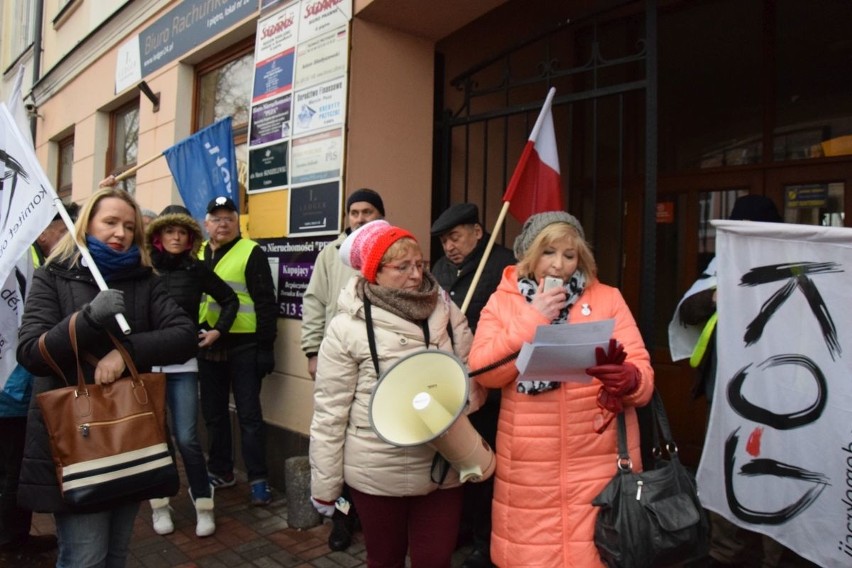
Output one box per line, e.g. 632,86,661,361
339,220,416,283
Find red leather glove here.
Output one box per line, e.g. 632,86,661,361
586,339,640,397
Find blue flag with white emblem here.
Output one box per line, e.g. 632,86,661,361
163,117,238,222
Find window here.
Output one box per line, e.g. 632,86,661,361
11,0,36,57
773,0,852,161
195,39,254,210
108,102,139,195
57,135,74,200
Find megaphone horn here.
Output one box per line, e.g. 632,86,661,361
369,350,495,483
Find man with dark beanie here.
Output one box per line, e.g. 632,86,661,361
301,187,384,551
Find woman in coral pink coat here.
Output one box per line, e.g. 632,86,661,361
469,211,654,567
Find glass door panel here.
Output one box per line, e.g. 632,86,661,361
783,182,845,226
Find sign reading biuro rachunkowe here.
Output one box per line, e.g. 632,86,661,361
114,0,257,94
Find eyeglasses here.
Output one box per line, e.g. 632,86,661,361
208,216,236,226
382,261,425,275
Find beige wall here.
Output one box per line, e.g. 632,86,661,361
20,0,508,438
345,18,435,251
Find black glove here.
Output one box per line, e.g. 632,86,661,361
83,289,125,327
257,350,275,378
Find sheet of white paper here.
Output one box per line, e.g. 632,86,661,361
516,319,615,382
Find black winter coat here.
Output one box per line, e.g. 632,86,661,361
145,210,238,334
430,237,516,332
15,258,198,513
150,249,239,334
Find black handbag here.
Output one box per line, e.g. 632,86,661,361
592,390,710,567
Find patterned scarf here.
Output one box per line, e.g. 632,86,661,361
358,271,440,323
85,235,141,281
516,270,587,395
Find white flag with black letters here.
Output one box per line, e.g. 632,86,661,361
696,220,852,567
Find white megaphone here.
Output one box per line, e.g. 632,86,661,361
369,350,496,483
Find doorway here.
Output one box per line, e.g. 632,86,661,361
655,162,849,466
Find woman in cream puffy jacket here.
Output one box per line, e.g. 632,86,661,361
470,212,654,568
310,220,483,568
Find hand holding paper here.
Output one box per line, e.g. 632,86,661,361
515,319,614,382
586,339,639,415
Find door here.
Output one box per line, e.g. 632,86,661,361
655,164,849,466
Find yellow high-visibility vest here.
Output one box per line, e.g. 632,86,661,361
198,239,257,333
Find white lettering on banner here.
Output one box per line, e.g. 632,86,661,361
203,140,233,196
696,220,852,567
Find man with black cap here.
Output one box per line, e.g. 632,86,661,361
300,187,384,551
670,194,800,567
198,196,278,507
430,203,515,568
430,203,515,333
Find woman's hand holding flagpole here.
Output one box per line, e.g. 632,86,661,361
51,195,131,335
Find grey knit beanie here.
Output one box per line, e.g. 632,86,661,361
513,211,585,259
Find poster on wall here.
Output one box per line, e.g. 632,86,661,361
290,128,343,184
292,78,346,136
250,95,292,146
251,2,299,103
298,0,353,42
256,236,337,319
252,50,295,104
248,142,289,192
295,27,349,89
247,0,351,218
288,181,341,236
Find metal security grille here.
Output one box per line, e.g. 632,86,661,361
434,0,658,340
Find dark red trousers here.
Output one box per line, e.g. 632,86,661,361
349,485,464,568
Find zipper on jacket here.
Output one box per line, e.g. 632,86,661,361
78,411,155,438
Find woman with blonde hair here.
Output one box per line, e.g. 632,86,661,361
16,187,198,567
470,211,654,567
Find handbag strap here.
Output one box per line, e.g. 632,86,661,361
614,389,678,471
37,311,141,391
38,331,69,386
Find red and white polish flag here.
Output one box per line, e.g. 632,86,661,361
502,87,564,223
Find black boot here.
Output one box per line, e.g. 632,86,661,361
461,544,494,568
328,509,355,551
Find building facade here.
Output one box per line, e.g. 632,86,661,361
3,0,851,480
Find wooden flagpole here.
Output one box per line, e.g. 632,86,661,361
114,152,164,181
459,201,511,314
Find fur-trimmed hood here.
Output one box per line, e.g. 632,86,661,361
145,211,204,256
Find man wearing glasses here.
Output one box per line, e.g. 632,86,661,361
199,196,278,507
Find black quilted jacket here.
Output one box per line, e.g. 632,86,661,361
15,258,197,513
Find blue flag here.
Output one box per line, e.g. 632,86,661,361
163,117,238,222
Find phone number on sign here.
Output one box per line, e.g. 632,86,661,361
280,301,303,318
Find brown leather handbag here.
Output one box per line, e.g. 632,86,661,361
35,312,179,509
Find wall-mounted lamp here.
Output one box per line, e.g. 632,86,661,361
137,80,160,113
24,101,43,118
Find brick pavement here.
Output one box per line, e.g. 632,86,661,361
23,478,476,567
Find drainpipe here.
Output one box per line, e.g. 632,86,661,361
30,0,45,142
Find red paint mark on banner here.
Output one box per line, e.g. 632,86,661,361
746,427,763,457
